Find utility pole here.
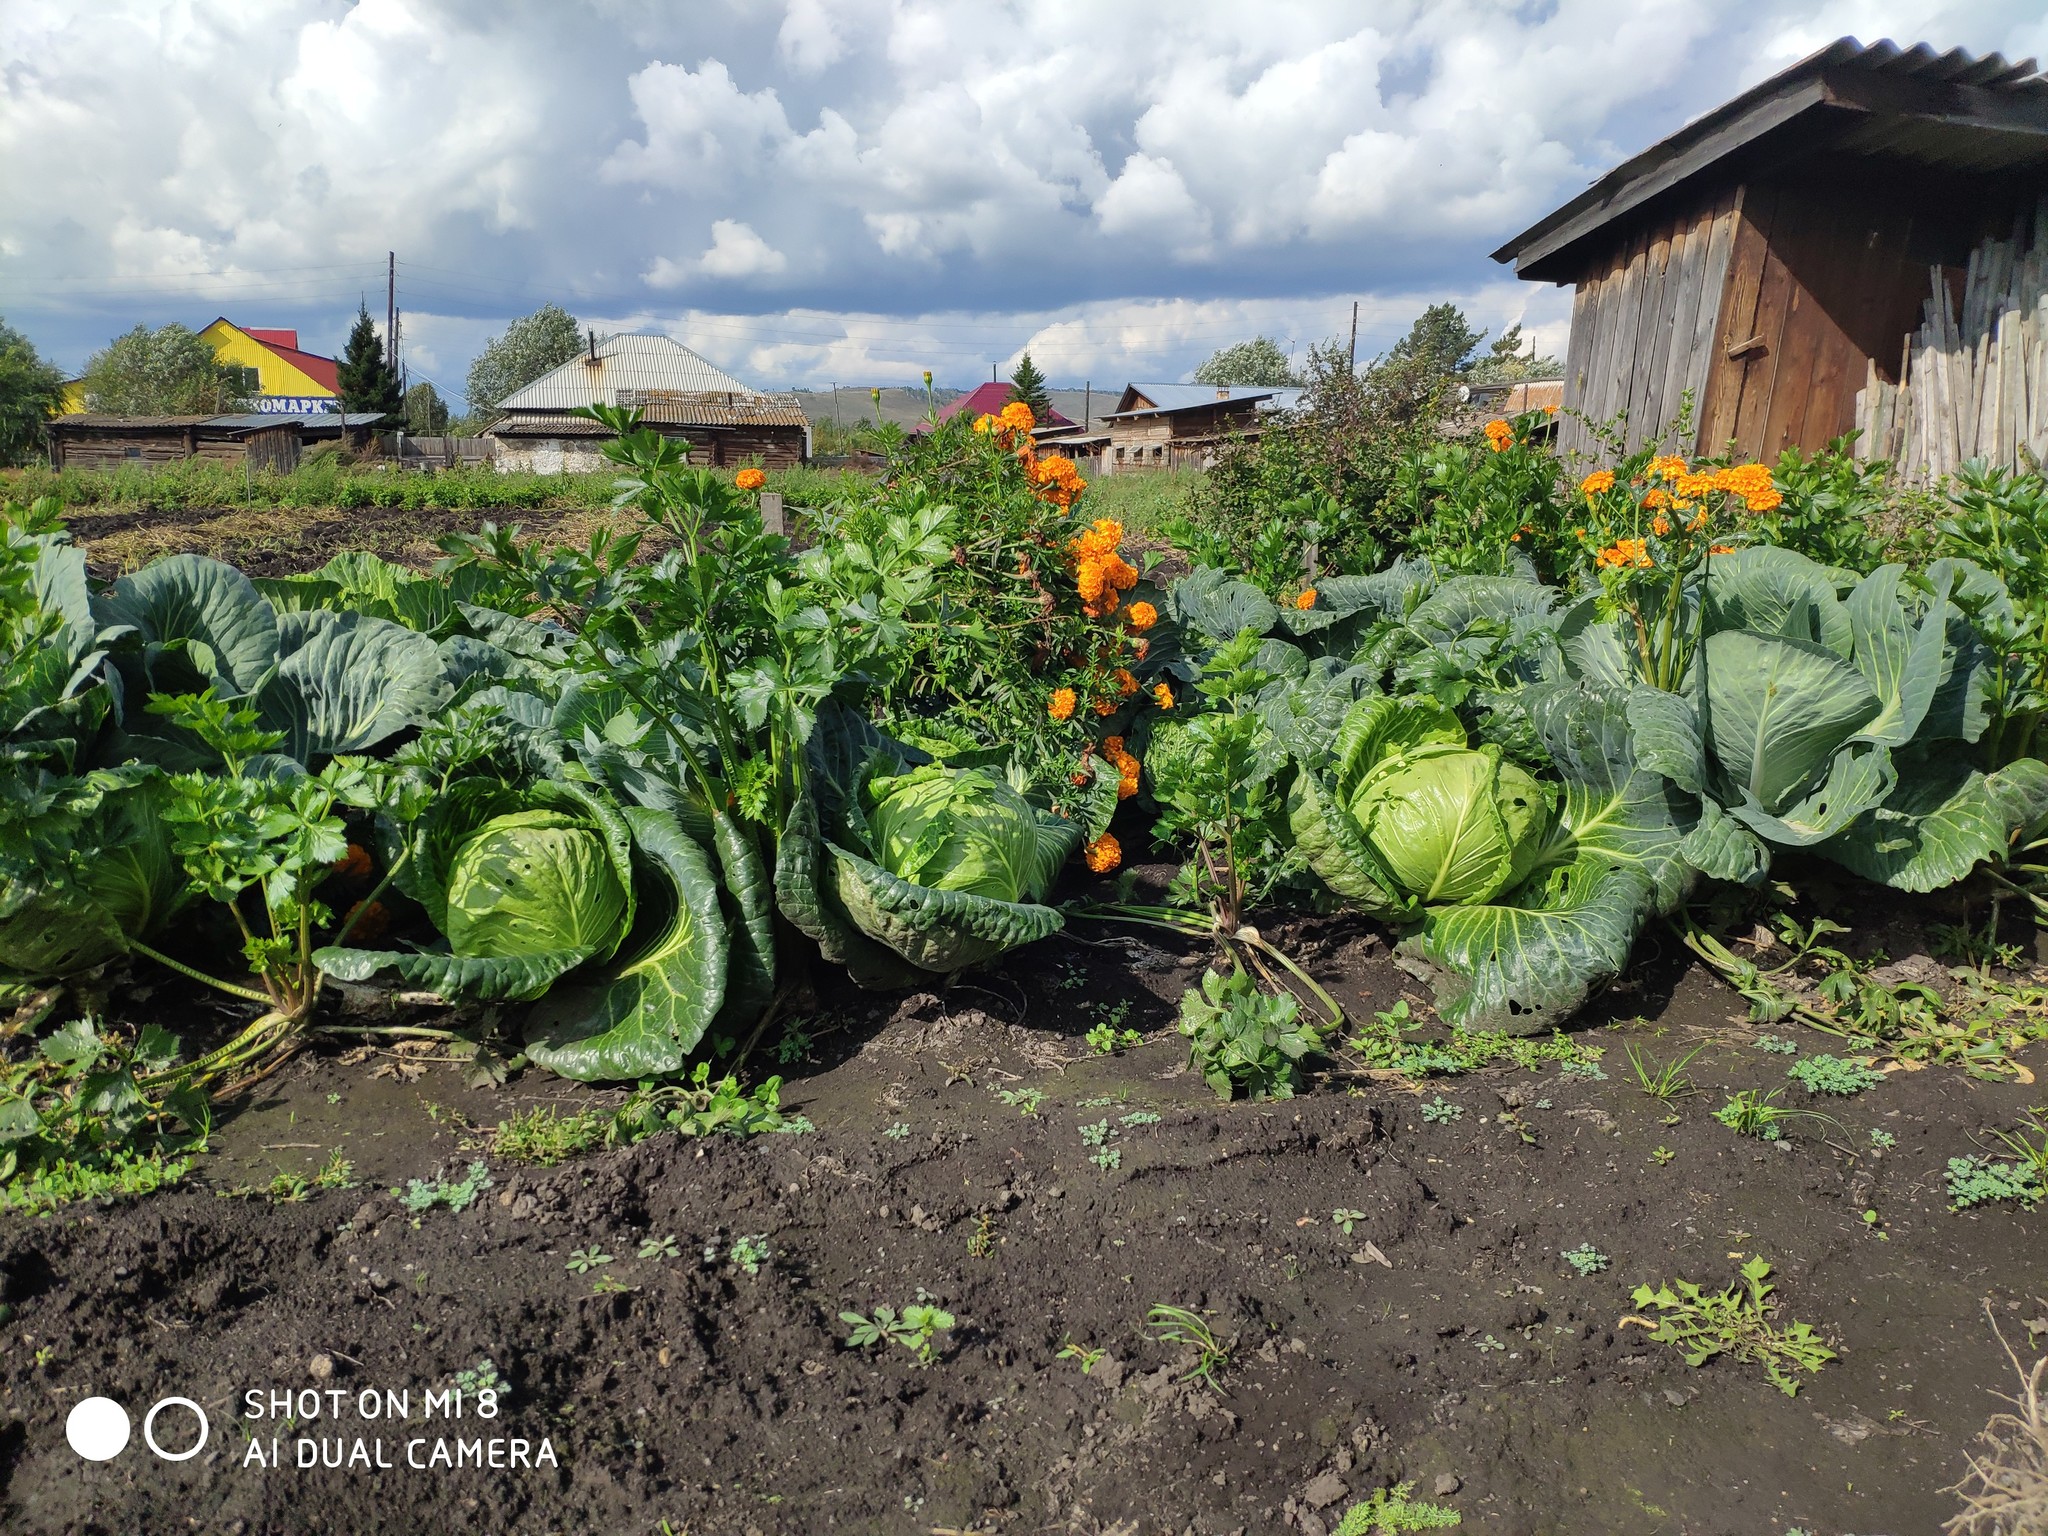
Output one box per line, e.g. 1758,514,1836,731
1348,300,1358,374
1084,381,1090,429
386,252,397,371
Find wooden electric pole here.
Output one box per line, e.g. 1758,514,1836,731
1348,300,1358,373
386,252,397,370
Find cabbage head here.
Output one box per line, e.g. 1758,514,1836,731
1290,693,1551,916
864,764,1046,904
445,809,631,961
0,779,186,981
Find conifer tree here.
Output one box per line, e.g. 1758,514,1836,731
336,304,403,422
1008,351,1051,419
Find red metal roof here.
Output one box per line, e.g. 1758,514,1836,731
244,328,300,349
934,381,1073,427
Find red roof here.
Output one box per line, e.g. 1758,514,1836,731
244,328,300,349
934,381,1073,428
263,341,340,393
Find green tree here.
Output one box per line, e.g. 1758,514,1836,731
76,323,248,416
336,305,402,422
0,318,64,466
1193,336,1301,388
403,381,450,435
1008,351,1051,420
465,303,583,416
1467,322,1563,384
1385,303,1486,385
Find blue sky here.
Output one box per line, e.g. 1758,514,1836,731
4,0,2043,406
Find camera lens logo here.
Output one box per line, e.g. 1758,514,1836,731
66,1396,209,1462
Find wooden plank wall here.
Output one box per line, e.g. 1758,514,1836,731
1556,187,1740,462
1697,173,1932,461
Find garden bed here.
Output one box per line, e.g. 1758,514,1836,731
1,894,2039,1536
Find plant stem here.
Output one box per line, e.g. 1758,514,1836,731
127,940,274,1006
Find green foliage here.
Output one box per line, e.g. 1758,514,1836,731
1346,1000,1595,1077
0,1147,193,1216
1176,965,1323,1100
1945,1154,2043,1210
1625,1042,1703,1101
1333,1482,1463,1533
840,1302,954,1366
1193,336,1301,388
0,318,64,467
336,305,402,421
1785,1053,1886,1096
1420,1096,1462,1124
1007,353,1050,420
865,762,1051,903
1465,322,1560,384
1391,409,1573,579
6,456,622,512
1744,440,1902,571
611,1065,805,1140
403,381,450,435
76,322,248,416
1629,1257,1837,1395
1713,1088,1834,1141
1145,1304,1231,1393
1563,1244,1609,1276
1387,303,1487,384
492,1106,609,1165
395,1159,494,1214
465,304,583,416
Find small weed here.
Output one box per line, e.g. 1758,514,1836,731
451,1360,503,1398
1869,1128,1897,1149
0,1148,193,1216
1714,1088,1834,1142
1563,1244,1610,1276
638,1234,680,1261
1420,1097,1463,1125
774,1019,814,1066
1626,1042,1704,1101
728,1235,771,1275
1090,1148,1122,1171
883,1122,912,1140
566,1246,614,1274
1473,1333,1505,1353
1332,1480,1463,1531
395,1160,492,1215
1558,1059,1608,1082
1861,1209,1888,1240
1332,1207,1366,1235
1945,1155,2044,1210
1754,1034,1801,1055
1057,1337,1106,1373
591,1275,632,1296
1079,1119,1112,1147
1627,1257,1836,1395
841,1303,954,1366
1786,1054,1886,1096
1119,1110,1161,1127
1147,1303,1230,1393
1051,962,1088,992
967,1213,994,1259
493,1106,607,1166
1650,1145,1677,1165
993,1086,1045,1116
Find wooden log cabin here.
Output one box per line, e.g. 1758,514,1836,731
47,413,304,473
1492,39,2048,465
1098,384,1304,473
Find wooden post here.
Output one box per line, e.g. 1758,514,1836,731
759,491,785,535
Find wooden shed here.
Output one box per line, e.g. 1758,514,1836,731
47,414,303,473
1098,384,1304,473
1493,39,2048,465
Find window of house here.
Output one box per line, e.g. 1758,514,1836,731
224,365,260,394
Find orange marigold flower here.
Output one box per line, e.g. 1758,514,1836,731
1105,554,1138,592
1126,600,1157,631
1483,419,1513,452
1084,833,1121,874
973,413,998,434
1686,509,1708,531
999,399,1036,433
1709,543,1735,555
1644,488,1670,509
1076,558,1109,604
342,899,391,944
1543,403,1559,416
1714,463,1775,500
1294,589,1317,610
1132,638,1150,658
1651,515,1670,536
1595,537,1653,571
1152,682,1174,710
332,843,373,881
1092,696,1117,716
1085,586,1122,619
1674,469,1717,499
1102,735,1126,754
1048,688,1077,721
1745,488,1783,513
1115,667,1139,697
735,467,766,491
1579,469,1616,496
1647,454,1687,480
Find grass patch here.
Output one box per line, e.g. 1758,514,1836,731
1081,468,1206,536
0,1148,193,1217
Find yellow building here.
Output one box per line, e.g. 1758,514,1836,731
60,319,341,414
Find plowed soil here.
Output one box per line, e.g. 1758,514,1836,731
1,904,2042,1536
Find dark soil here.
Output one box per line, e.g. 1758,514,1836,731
2,901,2042,1536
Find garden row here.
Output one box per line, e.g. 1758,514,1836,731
3,397,2047,1205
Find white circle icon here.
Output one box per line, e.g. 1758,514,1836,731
66,1397,131,1461
143,1397,209,1462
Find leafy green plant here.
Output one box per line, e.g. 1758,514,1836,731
1563,1244,1610,1276
1420,1096,1463,1124
1714,1088,1834,1142
728,1235,771,1275
396,1160,493,1215
1086,1023,1142,1054
840,1303,954,1366
1628,1257,1837,1395
493,1106,609,1166
565,1246,613,1274
1786,1054,1886,1096
1946,1155,2044,1210
1176,965,1324,1101
638,1234,679,1261
1056,1337,1106,1373
1146,1304,1231,1393
1626,1041,1703,1101
1333,1481,1463,1532
451,1360,504,1399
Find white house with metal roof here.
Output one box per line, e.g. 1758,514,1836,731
486,332,810,474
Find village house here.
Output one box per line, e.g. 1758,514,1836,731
43,411,380,473
1097,383,1304,473
1493,38,2048,473
485,333,809,473
59,319,342,416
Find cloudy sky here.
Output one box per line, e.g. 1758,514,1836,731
3,0,2042,403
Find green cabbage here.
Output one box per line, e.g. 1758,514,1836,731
1349,742,1549,905
444,809,630,960
864,764,1045,904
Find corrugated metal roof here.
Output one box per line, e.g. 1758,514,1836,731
1495,37,2048,276
1104,384,1304,419
52,411,381,433
492,333,756,409
51,414,220,429
489,398,811,437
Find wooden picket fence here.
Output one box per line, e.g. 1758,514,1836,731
1857,198,2048,480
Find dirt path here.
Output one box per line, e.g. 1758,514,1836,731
0,917,2039,1536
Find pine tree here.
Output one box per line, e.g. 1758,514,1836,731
336,304,402,422
1008,351,1051,420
